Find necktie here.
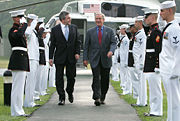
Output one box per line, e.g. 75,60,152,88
98,27,102,45
64,26,69,41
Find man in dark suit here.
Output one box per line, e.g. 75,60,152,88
83,13,116,106
49,11,81,105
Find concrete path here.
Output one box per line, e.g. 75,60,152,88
27,72,140,121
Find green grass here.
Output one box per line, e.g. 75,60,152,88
111,80,168,121
0,56,9,68
0,77,56,121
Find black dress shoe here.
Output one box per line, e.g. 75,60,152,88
144,112,161,117
100,101,105,104
68,94,74,103
100,99,105,104
58,100,65,105
94,99,101,106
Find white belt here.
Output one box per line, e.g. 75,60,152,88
12,47,27,52
129,50,133,53
39,47,45,50
146,49,155,52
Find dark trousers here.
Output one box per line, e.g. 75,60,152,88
91,61,110,101
55,62,76,101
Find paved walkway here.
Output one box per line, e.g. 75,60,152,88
27,70,140,121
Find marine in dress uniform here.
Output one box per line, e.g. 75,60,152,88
8,9,30,117
119,24,131,95
24,14,40,107
111,28,120,82
160,1,180,121
131,16,147,107
143,8,163,117
127,22,138,99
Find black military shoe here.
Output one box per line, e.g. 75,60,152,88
144,112,161,117
19,114,31,117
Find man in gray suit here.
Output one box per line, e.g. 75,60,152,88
83,13,116,106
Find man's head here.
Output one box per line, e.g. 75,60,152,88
129,22,137,34
143,9,158,26
59,11,71,25
135,16,144,30
120,24,128,35
95,13,105,27
9,9,26,24
27,14,38,25
160,1,176,21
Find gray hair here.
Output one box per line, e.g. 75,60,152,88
95,13,105,19
59,11,69,21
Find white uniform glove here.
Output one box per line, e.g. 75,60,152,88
31,19,38,29
20,17,27,24
154,68,160,74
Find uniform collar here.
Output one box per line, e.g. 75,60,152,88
13,23,20,28
150,23,159,30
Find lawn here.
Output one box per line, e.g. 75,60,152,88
0,77,56,121
0,56,9,68
111,80,167,121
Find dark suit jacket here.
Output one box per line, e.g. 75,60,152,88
49,24,80,64
83,26,116,68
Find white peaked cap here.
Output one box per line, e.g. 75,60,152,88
135,16,144,21
27,14,38,20
160,1,176,9
9,9,26,17
129,22,135,26
142,8,159,15
38,17,45,23
120,24,129,29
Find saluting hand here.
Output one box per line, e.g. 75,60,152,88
107,51,113,58
49,59,53,67
83,60,88,67
75,54,80,60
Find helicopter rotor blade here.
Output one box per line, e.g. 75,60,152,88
0,0,59,13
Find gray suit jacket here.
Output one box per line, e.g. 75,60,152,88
83,25,116,68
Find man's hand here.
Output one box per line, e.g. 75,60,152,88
75,54,80,60
83,60,88,67
20,17,27,24
154,68,160,74
107,51,113,58
49,59,53,67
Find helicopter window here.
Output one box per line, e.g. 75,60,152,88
101,2,144,17
67,2,78,13
48,19,56,28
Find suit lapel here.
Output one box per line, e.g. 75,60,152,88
102,26,106,45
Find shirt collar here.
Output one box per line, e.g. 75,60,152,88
60,22,67,28
96,26,104,30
